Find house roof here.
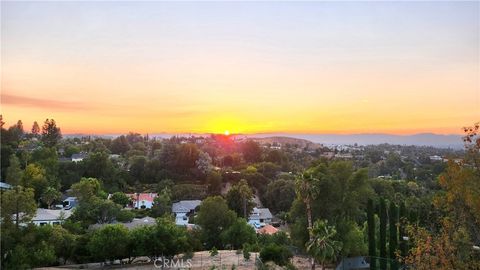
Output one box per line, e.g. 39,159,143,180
172,200,201,213
249,207,273,220
0,182,12,189
127,193,157,202
32,208,73,221
63,197,77,202
257,224,279,235
71,153,88,159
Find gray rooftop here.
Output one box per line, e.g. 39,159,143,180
172,200,201,213
33,208,73,221
71,153,88,159
249,207,273,220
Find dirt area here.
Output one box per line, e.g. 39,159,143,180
35,250,316,270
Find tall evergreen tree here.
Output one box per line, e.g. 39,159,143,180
31,121,40,136
389,201,398,270
398,201,408,258
367,199,376,270
16,120,24,136
6,155,23,186
379,198,387,270
41,119,62,147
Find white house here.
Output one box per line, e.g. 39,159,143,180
127,193,157,209
172,200,201,226
31,208,72,226
71,153,88,162
248,207,273,228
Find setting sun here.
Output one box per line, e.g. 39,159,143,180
1,1,478,135
224,130,230,136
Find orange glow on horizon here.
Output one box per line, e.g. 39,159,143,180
1,2,478,136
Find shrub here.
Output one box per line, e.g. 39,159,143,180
116,210,135,222
259,243,292,266
243,248,251,261
210,247,218,257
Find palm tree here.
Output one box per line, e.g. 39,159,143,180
295,171,320,270
306,219,343,270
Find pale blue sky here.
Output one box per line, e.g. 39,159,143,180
2,1,479,134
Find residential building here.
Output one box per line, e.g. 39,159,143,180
71,152,88,162
62,197,78,210
127,193,157,209
0,182,12,190
248,207,273,228
257,224,278,235
172,200,201,226
31,208,72,226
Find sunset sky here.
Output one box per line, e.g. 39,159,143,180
1,1,479,135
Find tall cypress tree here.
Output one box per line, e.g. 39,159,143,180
389,201,398,270
379,198,387,270
408,209,418,224
367,199,376,270
399,201,408,258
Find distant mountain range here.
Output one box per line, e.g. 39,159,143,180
250,136,323,149
243,133,464,149
65,132,465,149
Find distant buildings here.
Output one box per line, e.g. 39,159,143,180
429,155,443,161
335,153,353,159
172,200,201,226
320,152,335,159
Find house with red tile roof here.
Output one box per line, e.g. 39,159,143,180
126,193,157,209
257,224,279,235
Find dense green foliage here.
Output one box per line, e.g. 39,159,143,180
367,199,376,270
1,116,478,269
259,243,293,266
196,196,237,249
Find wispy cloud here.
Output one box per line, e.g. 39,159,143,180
1,94,92,111
1,93,204,118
